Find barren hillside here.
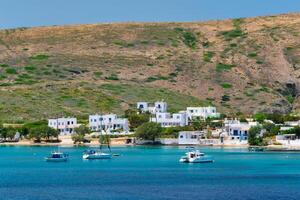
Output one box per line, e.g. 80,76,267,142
1,13,300,122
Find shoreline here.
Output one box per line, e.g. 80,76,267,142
2,140,300,151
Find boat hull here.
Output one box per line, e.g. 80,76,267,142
45,157,68,162
83,153,112,160
180,156,213,163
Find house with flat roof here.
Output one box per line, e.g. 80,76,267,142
48,117,79,135
150,111,187,127
223,119,260,143
186,106,220,120
137,101,167,114
89,114,129,133
178,131,205,145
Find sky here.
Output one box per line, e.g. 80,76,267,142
0,0,300,29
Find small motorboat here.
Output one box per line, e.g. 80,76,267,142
248,146,265,152
179,150,213,163
82,149,112,160
45,152,68,162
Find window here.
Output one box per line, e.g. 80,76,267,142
233,130,238,136
67,121,70,125
180,135,183,138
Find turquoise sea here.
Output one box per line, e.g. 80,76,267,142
0,146,300,200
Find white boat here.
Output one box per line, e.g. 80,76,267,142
179,150,213,163
82,149,112,159
45,152,68,162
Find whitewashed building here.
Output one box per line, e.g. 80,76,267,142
186,106,220,120
137,101,167,114
150,111,188,127
48,117,79,135
178,131,205,145
276,134,300,146
224,119,259,142
89,114,129,132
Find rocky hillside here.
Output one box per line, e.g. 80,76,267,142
1,13,300,122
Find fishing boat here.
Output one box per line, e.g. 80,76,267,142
45,152,68,162
179,149,213,163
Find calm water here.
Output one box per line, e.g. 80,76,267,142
0,146,300,200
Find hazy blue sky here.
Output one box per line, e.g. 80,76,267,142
1,0,300,29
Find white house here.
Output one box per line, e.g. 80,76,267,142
186,106,220,120
150,111,188,127
224,119,259,143
178,131,205,145
48,117,79,135
89,114,129,133
137,101,167,114
276,134,300,146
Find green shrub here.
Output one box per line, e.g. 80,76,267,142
24,65,36,71
248,52,257,58
146,75,168,82
29,54,49,60
0,64,9,68
220,83,232,89
94,71,103,77
105,74,119,80
182,31,197,48
5,68,18,74
216,63,235,72
203,51,215,62
221,94,230,102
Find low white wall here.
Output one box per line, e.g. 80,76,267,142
159,138,178,145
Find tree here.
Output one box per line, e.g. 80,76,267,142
74,125,90,135
71,133,85,144
72,125,90,144
6,128,16,140
253,113,266,123
248,126,264,146
18,127,29,137
128,113,150,130
191,118,206,130
135,122,162,142
28,127,43,142
0,127,8,140
262,122,279,137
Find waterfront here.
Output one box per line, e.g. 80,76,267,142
1,146,300,200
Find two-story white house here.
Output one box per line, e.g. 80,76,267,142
224,119,259,143
137,101,167,114
150,111,188,127
186,106,220,120
89,114,129,133
48,117,79,135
